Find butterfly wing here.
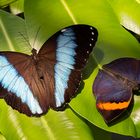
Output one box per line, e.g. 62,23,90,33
0,52,49,116
93,58,139,123
38,25,98,109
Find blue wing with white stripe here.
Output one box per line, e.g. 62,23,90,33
53,25,98,108
0,53,43,116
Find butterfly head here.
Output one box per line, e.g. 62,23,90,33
31,48,38,61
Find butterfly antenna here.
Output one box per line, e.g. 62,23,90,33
32,26,41,49
18,32,32,50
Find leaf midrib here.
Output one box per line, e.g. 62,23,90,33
0,18,15,51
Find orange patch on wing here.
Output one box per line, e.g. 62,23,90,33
97,100,131,110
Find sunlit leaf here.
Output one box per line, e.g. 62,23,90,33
1,0,140,138
108,0,140,35
0,100,94,140
24,0,140,137
0,133,6,140
0,0,16,7
10,0,24,15
0,9,30,53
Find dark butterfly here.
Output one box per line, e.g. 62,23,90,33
0,25,98,116
93,57,140,124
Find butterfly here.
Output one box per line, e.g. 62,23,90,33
0,24,98,116
93,57,140,124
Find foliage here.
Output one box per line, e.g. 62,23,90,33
0,0,140,139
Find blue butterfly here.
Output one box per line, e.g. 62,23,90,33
0,25,98,116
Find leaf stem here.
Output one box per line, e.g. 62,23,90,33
60,0,78,24
41,117,56,140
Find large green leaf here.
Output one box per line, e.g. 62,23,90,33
1,0,140,139
24,0,140,138
0,100,95,140
24,0,140,62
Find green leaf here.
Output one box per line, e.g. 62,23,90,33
71,67,137,136
0,9,30,53
0,133,6,140
108,0,140,35
0,100,94,140
10,0,24,15
88,122,112,140
24,0,140,138
0,0,16,7
1,0,140,138
24,0,140,62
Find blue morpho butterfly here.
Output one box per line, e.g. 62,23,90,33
0,25,98,116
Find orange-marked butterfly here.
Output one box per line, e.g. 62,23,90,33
93,58,140,124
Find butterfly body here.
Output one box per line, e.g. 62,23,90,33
0,25,98,116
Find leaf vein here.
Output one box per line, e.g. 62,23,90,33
60,0,78,24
